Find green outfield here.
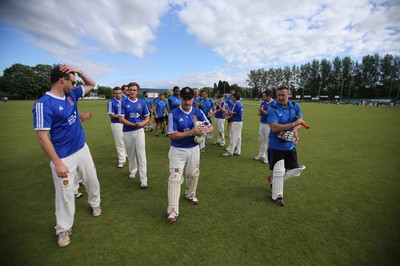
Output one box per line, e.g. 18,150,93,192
0,100,399,265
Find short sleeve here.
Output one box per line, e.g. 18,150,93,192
33,101,52,130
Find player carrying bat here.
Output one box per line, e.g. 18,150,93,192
166,87,213,223
267,85,307,207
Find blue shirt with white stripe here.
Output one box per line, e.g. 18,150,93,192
118,98,150,132
260,100,276,124
167,106,210,148
33,86,85,159
107,97,122,123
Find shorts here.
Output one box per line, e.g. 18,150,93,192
155,116,166,123
268,148,299,170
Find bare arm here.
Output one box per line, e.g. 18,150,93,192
108,113,119,119
269,118,304,133
35,130,69,178
208,106,216,118
59,64,96,95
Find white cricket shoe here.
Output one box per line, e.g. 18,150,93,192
262,159,269,164
92,206,102,217
141,182,148,188
222,152,232,157
118,162,125,168
129,173,135,179
186,195,200,205
167,211,178,223
253,155,264,161
57,230,71,248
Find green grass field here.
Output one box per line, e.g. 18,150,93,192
0,100,399,265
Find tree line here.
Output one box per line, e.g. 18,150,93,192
245,54,400,100
1,53,399,100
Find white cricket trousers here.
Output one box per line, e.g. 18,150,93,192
50,143,101,234
167,145,200,215
110,122,127,164
257,123,270,159
214,117,226,145
123,128,147,183
226,121,242,155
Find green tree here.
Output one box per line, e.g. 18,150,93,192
96,86,113,99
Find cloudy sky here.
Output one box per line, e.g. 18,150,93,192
0,0,399,89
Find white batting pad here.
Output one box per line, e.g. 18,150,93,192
186,168,200,198
272,159,285,200
167,172,182,215
284,165,306,181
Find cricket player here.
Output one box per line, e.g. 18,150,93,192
214,94,226,146
142,91,153,131
118,82,150,188
198,90,216,151
153,93,168,137
254,90,275,164
267,85,306,207
168,86,181,111
166,87,213,223
223,92,243,156
225,90,235,137
192,88,202,108
121,84,129,99
107,87,127,168
33,64,101,248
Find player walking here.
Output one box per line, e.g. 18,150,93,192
166,87,213,223
223,92,243,156
254,90,275,164
267,86,306,207
33,64,101,248
118,82,150,188
107,87,127,168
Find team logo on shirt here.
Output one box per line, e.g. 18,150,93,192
138,103,141,108
193,115,197,121
67,97,74,106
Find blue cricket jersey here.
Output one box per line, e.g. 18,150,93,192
231,101,243,122
142,97,152,113
267,101,302,151
118,98,150,132
260,100,276,124
215,101,226,119
107,97,122,123
33,86,85,159
193,96,203,107
154,99,168,117
199,98,215,117
167,106,210,148
226,96,234,110
168,95,181,111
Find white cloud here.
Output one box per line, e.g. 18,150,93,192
0,0,399,88
177,0,400,67
144,68,248,89
0,0,169,56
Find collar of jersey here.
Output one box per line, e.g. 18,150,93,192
127,98,139,103
46,92,65,100
179,106,192,114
